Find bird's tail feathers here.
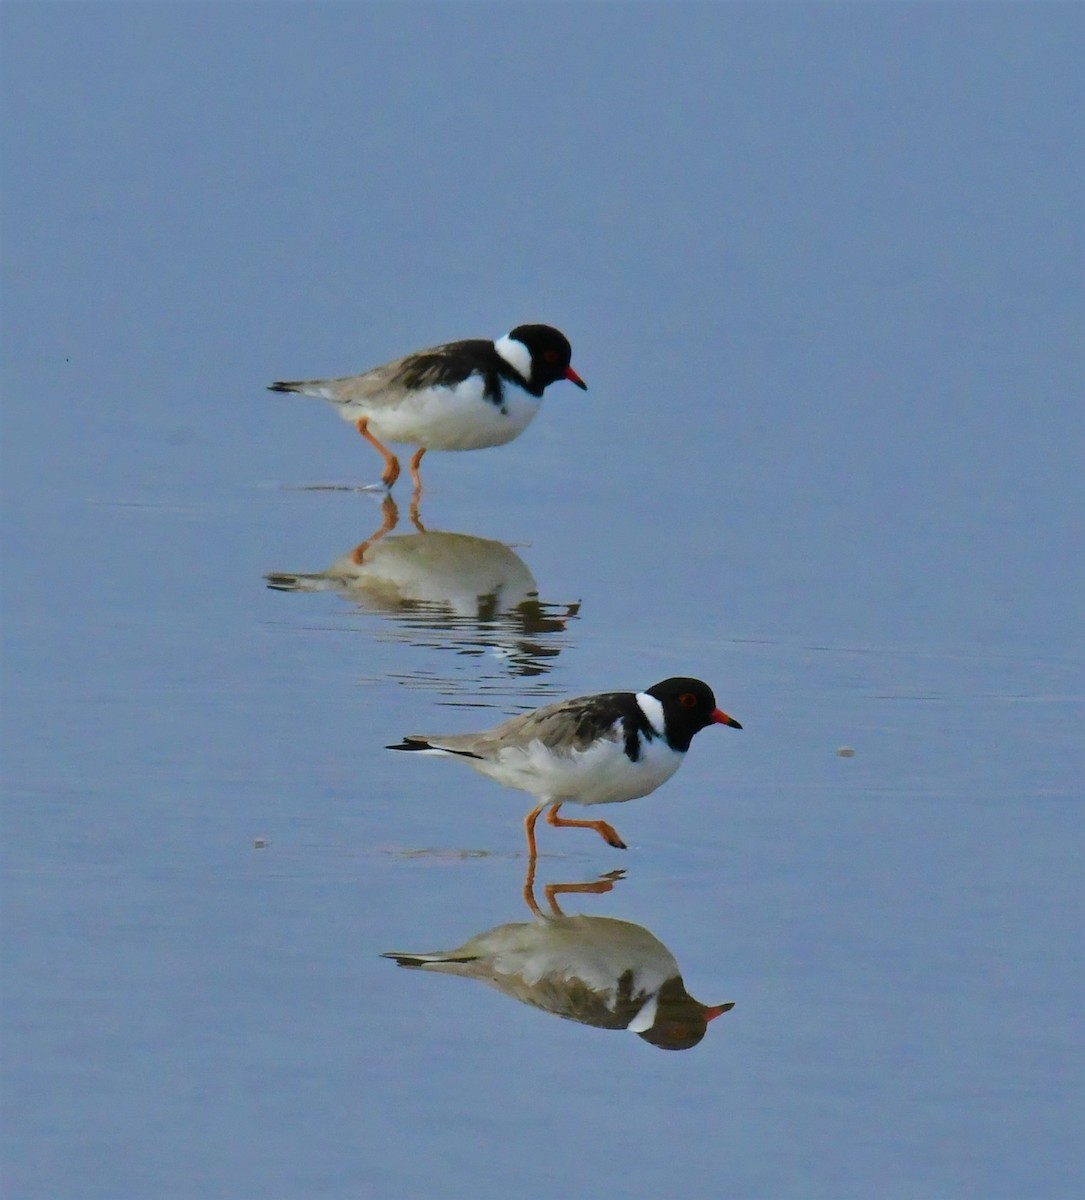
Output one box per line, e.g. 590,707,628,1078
381,951,479,969
265,571,333,593
267,379,343,401
386,737,483,759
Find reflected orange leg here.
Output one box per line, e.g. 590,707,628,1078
546,802,627,850
355,417,400,488
544,873,624,916
521,856,544,917
408,493,425,531
407,449,426,526
351,494,399,563
522,859,625,918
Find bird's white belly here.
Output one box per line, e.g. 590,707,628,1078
456,917,677,996
337,376,541,450
479,736,683,806
346,533,537,614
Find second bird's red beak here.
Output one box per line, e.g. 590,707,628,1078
712,709,742,729
564,366,588,390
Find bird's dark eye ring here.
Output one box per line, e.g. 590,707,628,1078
543,349,559,363
680,693,698,708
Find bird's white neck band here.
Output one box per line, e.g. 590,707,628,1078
493,334,533,384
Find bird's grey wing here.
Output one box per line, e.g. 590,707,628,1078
273,339,491,408
445,693,628,758
386,340,493,391
396,692,633,759
522,969,648,1029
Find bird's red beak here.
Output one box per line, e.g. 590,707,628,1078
705,1002,736,1022
712,708,742,729
564,366,587,390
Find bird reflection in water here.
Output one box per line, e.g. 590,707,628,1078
265,495,579,677
382,862,734,1051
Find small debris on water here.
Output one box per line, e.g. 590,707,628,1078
835,746,856,758
253,838,269,849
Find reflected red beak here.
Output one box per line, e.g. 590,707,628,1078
712,708,742,729
564,365,587,390
705,1002,736,1022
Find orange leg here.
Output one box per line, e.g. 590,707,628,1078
524,802,547,860
408,447,426,491
355,418,400,488
350,494,399,563
546,802,627,850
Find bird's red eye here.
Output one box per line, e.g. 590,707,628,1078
543,349,559,363
680,693,698,708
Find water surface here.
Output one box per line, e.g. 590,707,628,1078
3,6,1081,1199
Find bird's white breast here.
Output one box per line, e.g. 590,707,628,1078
475,724,684,806
338,375,542,451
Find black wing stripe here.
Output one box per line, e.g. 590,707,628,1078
555,692,655,762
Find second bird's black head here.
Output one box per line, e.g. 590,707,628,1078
646,676,742,752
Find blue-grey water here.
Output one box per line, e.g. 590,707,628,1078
2,5,1082,1199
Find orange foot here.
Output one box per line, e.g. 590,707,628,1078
547,802,627,850
355,417,400,488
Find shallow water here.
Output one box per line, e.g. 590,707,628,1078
3,6,1082,1199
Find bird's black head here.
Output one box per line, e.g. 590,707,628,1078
645,676,742,752
635,978,736,1051
507,324,587,392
